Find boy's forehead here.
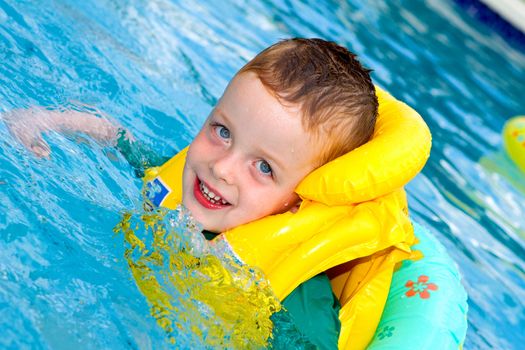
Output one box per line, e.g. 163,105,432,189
226,73,301,110
217,72,320,169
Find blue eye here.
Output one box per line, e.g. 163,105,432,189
256,160,272,176
215,125,230,139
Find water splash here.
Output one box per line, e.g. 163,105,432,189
114,205,282,348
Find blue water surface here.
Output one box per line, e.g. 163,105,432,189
0,0,524,349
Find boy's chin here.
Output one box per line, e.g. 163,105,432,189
183,205,223,232
199,221,227,234
198,216,235,234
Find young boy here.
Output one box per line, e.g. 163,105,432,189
5,38,378,348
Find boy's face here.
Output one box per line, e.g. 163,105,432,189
182,72,319,232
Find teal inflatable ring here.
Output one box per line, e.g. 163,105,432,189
367,222,468,349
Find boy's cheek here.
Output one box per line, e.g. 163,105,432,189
186,136,211,166
271,194,301,215
181,162,193,202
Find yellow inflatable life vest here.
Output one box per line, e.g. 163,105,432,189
143,87,432,349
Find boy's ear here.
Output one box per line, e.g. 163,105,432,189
289,201,301,213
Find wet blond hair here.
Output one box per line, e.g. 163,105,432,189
238,38,378,167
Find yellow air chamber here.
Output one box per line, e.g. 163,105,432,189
143,87,432,349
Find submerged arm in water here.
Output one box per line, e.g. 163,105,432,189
2,106,171,176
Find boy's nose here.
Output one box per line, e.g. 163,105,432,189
210,152,238,185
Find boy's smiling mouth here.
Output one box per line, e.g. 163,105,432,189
193,177,231,209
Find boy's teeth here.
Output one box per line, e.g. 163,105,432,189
199,180,228,204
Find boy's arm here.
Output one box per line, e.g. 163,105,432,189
2,107,169,175
3,107,120,158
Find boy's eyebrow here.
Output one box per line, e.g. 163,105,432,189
215,108,230,123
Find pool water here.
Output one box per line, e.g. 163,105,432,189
0,0,524,349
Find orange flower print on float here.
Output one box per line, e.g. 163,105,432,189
405,275,438,299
